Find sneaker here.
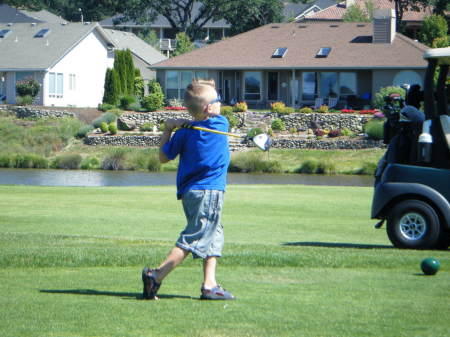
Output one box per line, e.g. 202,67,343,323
200,285,235,300
142,267,161,300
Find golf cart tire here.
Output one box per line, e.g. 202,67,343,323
387,199,442,249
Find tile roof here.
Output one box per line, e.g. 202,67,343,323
103,28,167,65
0,22,112,70
305,0,432,22
283,0,336,19
152,22,428,70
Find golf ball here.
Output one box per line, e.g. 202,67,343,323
421,257,440,275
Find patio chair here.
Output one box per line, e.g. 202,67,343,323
327,97,338,109
313,97,323,109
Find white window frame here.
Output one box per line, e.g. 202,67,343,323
69,74,76,91
48,72,63,98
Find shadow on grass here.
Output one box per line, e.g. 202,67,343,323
39,289,194,300
282,242,393,249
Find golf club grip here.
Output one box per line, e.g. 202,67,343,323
186,125,241,138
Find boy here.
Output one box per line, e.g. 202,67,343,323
142,79,235,300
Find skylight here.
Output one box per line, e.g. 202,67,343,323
272,47,288,58
316,47,331,58
0,29,11,38
34,28,50,38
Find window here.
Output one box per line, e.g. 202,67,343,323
244,71,261,101
320,72,338,98
302,72,317,100
272,48,287,58
35,28,50,38
69,74,76,90
166,71,179,99
180,71,193,99
48,72,63,97
339,72,357,96
316,47,331,58
393,70,423,87
0,29,11,38
165,71,210,100
268,72,278,101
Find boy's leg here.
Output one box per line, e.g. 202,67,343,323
203,256,218,289
155,246,189,283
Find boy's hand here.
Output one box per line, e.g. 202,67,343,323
164,118,190,131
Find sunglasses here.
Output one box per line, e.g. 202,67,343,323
208,94,221,105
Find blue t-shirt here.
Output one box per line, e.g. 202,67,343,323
162,115,230,198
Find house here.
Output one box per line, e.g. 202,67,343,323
103,29,167,86
151,9,428,109
0,4,64,23
0,22,116,107
100,2,231,53
283,0,337,21
302,0,433,38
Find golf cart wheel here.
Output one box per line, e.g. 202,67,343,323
386,200,441,249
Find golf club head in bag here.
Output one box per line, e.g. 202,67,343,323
252,133,272,151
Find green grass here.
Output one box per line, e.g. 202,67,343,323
0,185,448,337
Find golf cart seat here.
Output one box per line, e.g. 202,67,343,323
441,115,450,150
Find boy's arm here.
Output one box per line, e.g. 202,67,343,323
159,118,190,163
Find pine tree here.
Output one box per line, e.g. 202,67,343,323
125,49,135,95
114,50,127,94
102,68,120,105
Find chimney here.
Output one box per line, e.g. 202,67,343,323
346,0,356,8
373,9,396,44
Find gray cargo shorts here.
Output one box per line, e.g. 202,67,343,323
176,190,224,259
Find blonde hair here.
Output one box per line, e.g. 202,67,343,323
184,79,216,116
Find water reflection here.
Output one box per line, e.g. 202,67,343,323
0,168,373,187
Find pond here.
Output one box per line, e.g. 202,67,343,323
0,168,374,187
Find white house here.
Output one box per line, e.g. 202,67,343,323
0,22,115,107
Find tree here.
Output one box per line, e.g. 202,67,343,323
103,68,120,105
420,14,448,47
138,29,161,51
388,1,436,31
113,50,127,95
120,0,289,41
124,49,135,95
342,1,374,23
171,32,195,57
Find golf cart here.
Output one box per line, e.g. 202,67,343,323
371,47,450,249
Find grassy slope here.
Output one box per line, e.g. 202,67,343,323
0,185,448,337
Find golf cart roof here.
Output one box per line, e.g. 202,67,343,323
423,47,450,65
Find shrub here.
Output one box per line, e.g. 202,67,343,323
92,112,117,128
328,129,342,138
341,128,354,137
140,122,155,132
100,122,109,133
108,122,118,135
220,106,233,115
51,154,82,169
316,161,336,174
16,95,33,105
317,105,329,113
314,129,325,137
80,157,100,170
128,102,141,112
148,154,161,172
374,86,406,109
295,159,318,174
76,125,94,138
354,162,377,175
134,73,145,99
283,107,295,114
102,148,128,170
299,107,313,114
119,95,136,110
229,153,282,173
98,103,115,112
233,102,247,112
102,68,120,105
289,127,297,134
15,78,40,97
247,128,263,139
158,122,166,131
167,98,184,108
0,153,48,168
271,118,285,131
270,101,286,114
143,94,164,112
364,118,384,140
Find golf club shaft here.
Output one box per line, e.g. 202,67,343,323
187,125,242,138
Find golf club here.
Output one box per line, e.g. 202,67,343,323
183,125,272,151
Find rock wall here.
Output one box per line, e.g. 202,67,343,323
0,106,75,119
